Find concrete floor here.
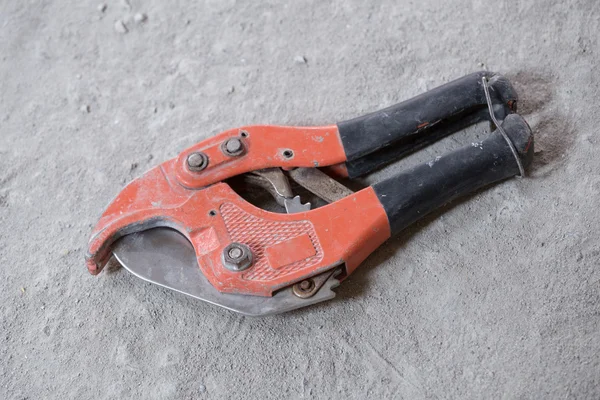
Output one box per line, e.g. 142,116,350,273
1,0,599,398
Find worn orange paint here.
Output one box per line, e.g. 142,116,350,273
265,234,316,270
87,155,390,296
174,125,347,189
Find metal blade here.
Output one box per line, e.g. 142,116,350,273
283,195,311,213
112,227,341,316
287,167,353,203
240,168,311,213
243,168,294,207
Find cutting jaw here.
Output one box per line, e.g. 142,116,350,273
112,228,343,317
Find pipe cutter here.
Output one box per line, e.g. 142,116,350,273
86,71,534,316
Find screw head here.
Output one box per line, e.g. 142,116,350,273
292,278,316,298
228,247,243,259
299,280,312,290
222,243,253,272
221,137,245,156
187,152,208,171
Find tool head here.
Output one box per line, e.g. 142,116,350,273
86,147,390,301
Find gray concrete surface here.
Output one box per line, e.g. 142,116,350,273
1,0,599,398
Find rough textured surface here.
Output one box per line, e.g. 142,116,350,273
1,0,599,398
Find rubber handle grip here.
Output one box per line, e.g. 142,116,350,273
345,107,489,178
337,71,517,163
372,114,533,236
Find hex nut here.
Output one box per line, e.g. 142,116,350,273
221,137,245,157
187,152,209,172
222,242,253,272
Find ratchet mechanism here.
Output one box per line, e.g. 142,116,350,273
86,71,533,316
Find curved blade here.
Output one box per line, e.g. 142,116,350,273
112,228,340,316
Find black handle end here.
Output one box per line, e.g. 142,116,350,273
502,113,534,170
373,113,533,236
339,71,519,176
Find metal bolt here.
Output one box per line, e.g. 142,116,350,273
187,152,208,171
299,280,312,290
221,137,245,156
222,242,253,272
228,247,243,260
292,278,316,298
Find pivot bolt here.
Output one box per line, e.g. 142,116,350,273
228,247,243,259
221,137,245,157
299,280,313,291
222,242,253,272
292,278,316,298
187,152,209,172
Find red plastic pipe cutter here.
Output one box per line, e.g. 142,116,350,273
86,71,533,316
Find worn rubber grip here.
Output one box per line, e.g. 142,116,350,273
372,114,533,236
337,71,517,164
345,107,489,178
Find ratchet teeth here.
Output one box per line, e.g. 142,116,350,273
283,196,311,214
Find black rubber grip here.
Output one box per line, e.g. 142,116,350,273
345,107,489,178
337,71,517,163
372,114,533,236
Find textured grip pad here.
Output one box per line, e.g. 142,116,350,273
220,203,324,282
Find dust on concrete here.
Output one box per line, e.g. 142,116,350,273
1,0,599,398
